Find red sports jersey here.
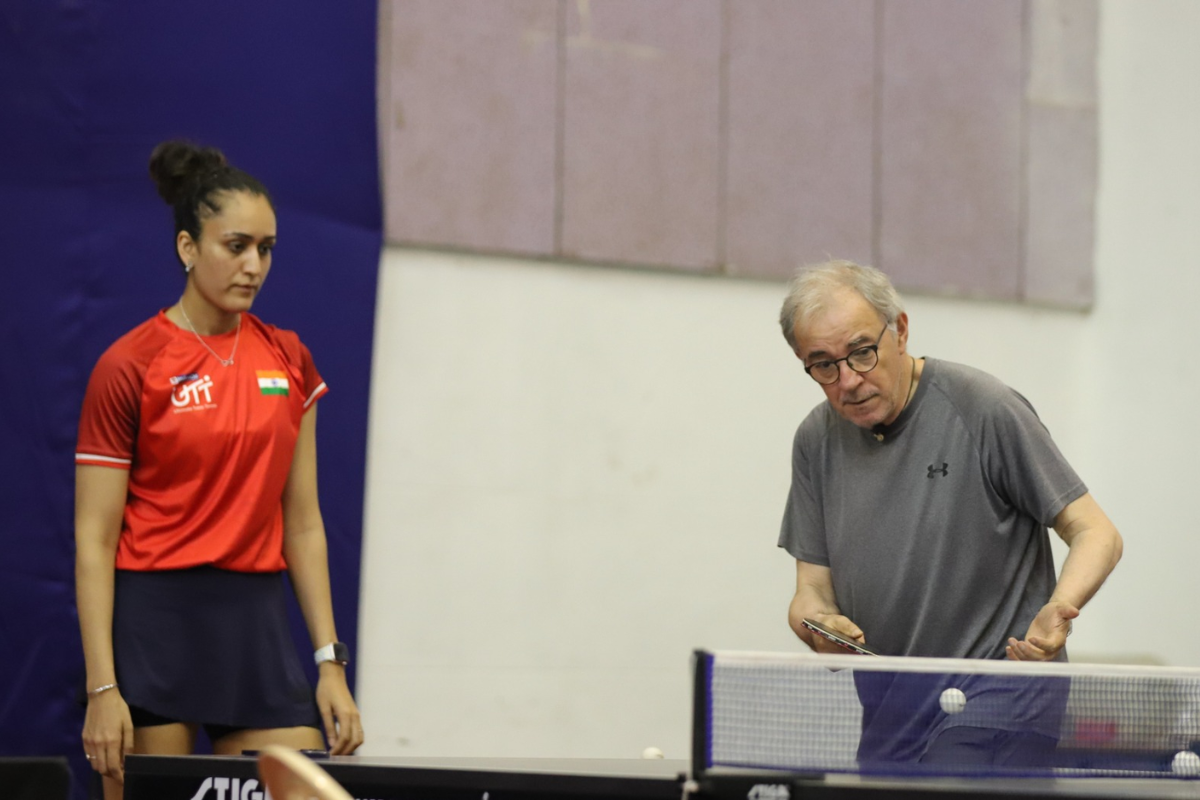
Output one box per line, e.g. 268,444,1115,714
75,311,328,572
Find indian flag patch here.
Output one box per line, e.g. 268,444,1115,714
256,370,289,396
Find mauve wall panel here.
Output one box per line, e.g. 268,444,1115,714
560,0,722,270
1025,106,1095,307
1024,0,1097,308
879,0,1025,299
725,0,876,280
376,2,1098,308
383,0,559,255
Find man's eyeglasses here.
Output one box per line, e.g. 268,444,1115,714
803,322,890,385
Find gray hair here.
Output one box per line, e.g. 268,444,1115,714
778,260,905,352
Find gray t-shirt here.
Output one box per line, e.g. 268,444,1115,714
779,357,1086,660
779,358,1087,758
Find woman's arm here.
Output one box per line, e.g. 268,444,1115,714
281,405,364,755
75,465,135,780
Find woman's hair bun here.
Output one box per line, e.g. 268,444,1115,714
148,140,228,206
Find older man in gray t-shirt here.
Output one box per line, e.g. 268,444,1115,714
777,261,1122,767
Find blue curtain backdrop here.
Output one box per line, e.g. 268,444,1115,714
0,2,380,796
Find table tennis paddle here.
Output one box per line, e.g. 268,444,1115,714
802,618,879,656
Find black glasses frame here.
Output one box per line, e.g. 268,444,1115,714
803,321,889,385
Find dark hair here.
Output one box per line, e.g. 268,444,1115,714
148,140,273,266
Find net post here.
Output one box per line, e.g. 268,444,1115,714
691,649,714,781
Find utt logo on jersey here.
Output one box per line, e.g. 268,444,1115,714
256,370,289,396
172,375,216,410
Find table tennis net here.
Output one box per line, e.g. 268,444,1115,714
695,650,1200,778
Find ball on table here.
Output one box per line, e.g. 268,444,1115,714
939,687,967,715
1171,750,1200,776
642,746,665,760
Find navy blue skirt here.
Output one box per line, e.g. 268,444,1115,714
112,567,320,730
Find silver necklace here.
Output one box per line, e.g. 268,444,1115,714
179,303,240,367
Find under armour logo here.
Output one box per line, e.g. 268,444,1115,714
927,463,948,478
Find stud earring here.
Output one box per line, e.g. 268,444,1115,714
186,262,194,273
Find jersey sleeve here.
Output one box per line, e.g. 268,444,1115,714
273,327,328,410
297,339,328,410
982,389,1087,527
76,347,141,469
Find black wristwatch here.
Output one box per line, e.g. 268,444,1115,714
314,642,350,666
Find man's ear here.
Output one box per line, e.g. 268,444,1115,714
893,312,910,354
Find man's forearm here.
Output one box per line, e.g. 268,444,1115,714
789,560,853,649
1051,493,1122,611
1052,526,1122,611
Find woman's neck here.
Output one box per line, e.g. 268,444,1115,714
168,291,240,336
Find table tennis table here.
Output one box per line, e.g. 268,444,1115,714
696,769,1200,800
121,754,1200,800
122,754,690,800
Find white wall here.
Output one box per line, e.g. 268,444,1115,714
355,0,1200,760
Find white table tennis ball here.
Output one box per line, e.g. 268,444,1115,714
939,687,967,715
1172,750,1200,776
642,746,665,759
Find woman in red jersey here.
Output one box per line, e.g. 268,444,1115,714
74,140,363,798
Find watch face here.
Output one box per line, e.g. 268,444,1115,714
333,642,350,664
